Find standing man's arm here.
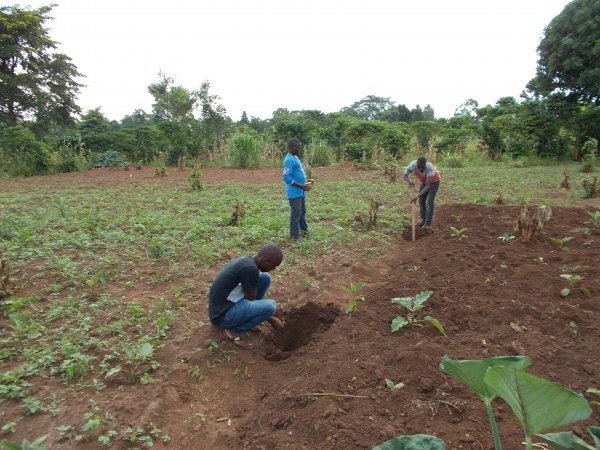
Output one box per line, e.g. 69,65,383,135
283,158,311,190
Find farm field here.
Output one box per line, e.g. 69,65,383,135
1,162,599,449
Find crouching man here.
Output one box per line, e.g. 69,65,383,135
208,243,285,349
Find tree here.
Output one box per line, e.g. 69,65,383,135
0,124,52,175
148,72,198,122
0,5,83,132
527,0,600,104
341,95,395,121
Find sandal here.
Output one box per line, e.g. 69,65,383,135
221,329,253,350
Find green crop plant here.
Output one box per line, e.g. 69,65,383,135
584,210,600,228
385,379,405,391
449,226,468,241
439,355,592,450
390,291,445,335
560,274,591,298
550,236,573,251
188,167,204,191
536,427,600,450
498,232,515,242
0,436,47,450
341,281,365,314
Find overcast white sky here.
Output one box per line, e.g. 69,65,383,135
20,0,572,122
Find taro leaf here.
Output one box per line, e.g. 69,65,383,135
391,316,409,332
372,433,446,450
391,297,413,309
439,355,532,400
484,367,592,436
535,431,598,450
589,426,600,448
423,316,446,336
561,288,571,297
413,291,433,307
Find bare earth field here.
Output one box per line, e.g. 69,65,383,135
1,166,599,449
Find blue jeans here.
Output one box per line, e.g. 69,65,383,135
289,196,308,240
419,181,440,225
220,272,276,333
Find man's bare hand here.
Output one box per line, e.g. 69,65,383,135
268,317,285,331
275,306,285,323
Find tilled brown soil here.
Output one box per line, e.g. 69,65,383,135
1,167,599,450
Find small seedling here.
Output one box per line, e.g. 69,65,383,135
342,282,365,314
585,210,600,228
550,236,573,251
449,226,468,241
560,274,591,298
390,290,445,335
498,232,515,242
588,387,600,408
385,379,405,391
451,213,462,223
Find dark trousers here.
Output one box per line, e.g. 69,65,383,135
289,196,308,239
419,181,440,225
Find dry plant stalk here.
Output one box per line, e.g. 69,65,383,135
229,200,245,226
495,191,504,205
0,249,15,299
368,197,382,228
515,205,552,243
560,169,570,190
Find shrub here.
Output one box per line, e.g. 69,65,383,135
91,150,128,168
344,142,371,162
441,153,465,168
0,125,53,176
228,134,260,168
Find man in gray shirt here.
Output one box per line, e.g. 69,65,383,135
403,156,442,230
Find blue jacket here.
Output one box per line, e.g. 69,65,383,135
282,153,306,199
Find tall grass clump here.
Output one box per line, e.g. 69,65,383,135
228,133,261,168
305,139,334,167
440,153,465,168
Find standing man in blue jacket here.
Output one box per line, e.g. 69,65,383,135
282,138,314,241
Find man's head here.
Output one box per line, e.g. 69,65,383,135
416,156,427,173
287,138,302,156
255,243,284,272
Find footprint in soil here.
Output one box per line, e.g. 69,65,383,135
263,302,339,361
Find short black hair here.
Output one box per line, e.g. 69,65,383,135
417,156,427,166
287,138,301,150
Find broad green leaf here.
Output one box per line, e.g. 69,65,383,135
413,291,433,306
423,316,445,336
0,441,21,450
391,297,413,308
439,355,532,400
535,431,597,450
589,426,600,448
391,316,409,332
385,379,395,389
484,367,592,436
587,387,600,397
105,366,122,377
561,288,571,297
372,434,446,450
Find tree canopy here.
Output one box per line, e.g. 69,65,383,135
0,5,83,132
527,0,600,104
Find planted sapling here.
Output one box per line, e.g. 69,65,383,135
390,290,445,335
449,226,468,241
342,282,365,314
560,274,591,298
385,379,405,391
549,236,573,251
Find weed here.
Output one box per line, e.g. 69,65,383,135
341,282,365,314
188,365,203,381
449,226,468,241
560,274,591,298
390,291,445,335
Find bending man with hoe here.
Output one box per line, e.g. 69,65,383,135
208,243,285,349
403,156,442,230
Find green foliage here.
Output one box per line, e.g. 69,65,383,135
188,168,204,191
0,125,52,176
304,139,334,167
390,291,445,335
341,282,365,314
440,355,592,450
449,226,468,241
536,427,600,450
373,434,445,450
440,153,465,168
91,150,128,168
228,133,261,168
560,274,591,298
344,142,370,162
528,0,600,104
0,436,47,450
0,5,82,132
